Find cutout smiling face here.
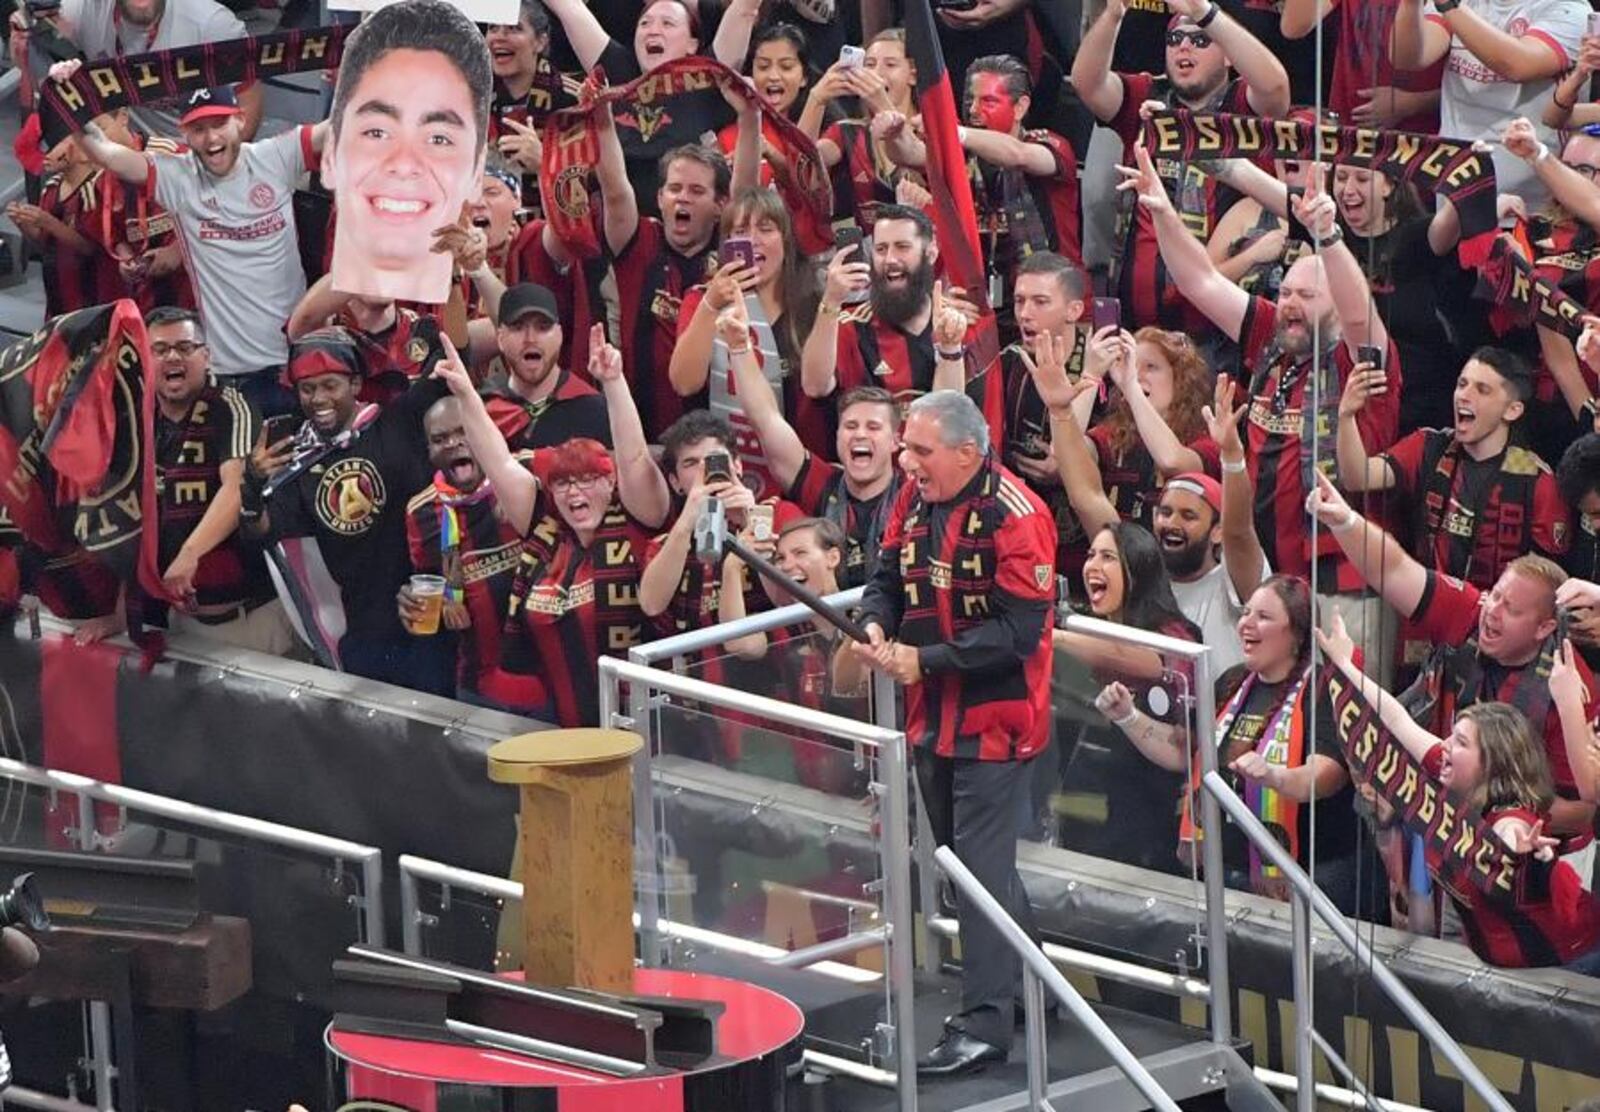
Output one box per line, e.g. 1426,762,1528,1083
328,38,490,304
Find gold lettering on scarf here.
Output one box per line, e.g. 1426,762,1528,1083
89,67,123,99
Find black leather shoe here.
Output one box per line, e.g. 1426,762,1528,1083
916,1031,1006,1077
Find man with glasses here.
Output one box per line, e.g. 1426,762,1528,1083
483,283,612,450
1071,0,1289,336
149,307,296,654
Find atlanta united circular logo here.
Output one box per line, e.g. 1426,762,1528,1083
553,165,590,220
250,182,276,210
315,457,386,536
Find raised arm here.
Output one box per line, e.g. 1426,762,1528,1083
1208,158,1291,218
717,298,806,491
1551,639,1599,804
1335,364,1398,491
79,120,152,185
591,103,639,258
1071,0,1129,122
590,324,671,528
1107,332,1205,475
803,247,868,397
1120,143,1250,340
1504,117,1600,234
1294,174,1390,353
1389,0,1452,71
1168,0,1290,116
287,273,353,339
670,267,748,397
1280,0,1334,39
1096,681,1188,772
544,0,612,70
728,88,762,198
1306,471,1427,618
1203,377,1266,602
433,337,539,534
1317,613,1445,763
1436,2,1572,83
711,0,760,68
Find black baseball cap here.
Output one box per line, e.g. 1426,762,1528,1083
499,283,560,326
178,86,240,127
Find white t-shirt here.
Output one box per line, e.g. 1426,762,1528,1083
1433,0,1588,208
149,126,313,377
1170,548,1268,680
61,0,246,137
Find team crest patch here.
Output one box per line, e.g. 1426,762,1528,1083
1034,564,1051,589
406,336,430,364
249,182,276,210
552,165,590,219
1554,520,1569,549
315,458,387,536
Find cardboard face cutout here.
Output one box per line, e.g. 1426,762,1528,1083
325,0,493,304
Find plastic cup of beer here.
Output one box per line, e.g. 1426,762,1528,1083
408,575,446,635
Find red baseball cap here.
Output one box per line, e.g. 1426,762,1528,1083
1165,472,1223,516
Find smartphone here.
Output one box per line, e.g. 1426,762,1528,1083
1558,605,1573,646
262,414,299,445
932,0,978,10
838,44,865,70
833,223,864,255
748,503,774,542
703,451,734,485
1356,344,1385,370
1091,296,1121,332
1588,10,1600,37
719,236,755,271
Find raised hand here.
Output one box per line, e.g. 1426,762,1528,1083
823,243,870,305
1202,376,1248,458
1501,117,1541,162
1313,610,1356,668
1116,142,1173,216
588,322,624,383
431,334,475,398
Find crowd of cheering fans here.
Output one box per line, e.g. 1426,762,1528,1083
10,0,1600,1010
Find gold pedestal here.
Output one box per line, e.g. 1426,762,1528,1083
487,729,642,993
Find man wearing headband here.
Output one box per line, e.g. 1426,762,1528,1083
240,327,456,692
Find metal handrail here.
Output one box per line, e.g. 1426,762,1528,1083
601,656,901,748
934,846,1184,1112
395,854,882,983
1202,771,1514,1112
629,587,866,663
0,757,386,948
1060,613,1230,1046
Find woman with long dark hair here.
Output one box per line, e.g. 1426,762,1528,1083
717,23,834,257
670,187,830,493
1098,575,1366,911
1050,522,1201,870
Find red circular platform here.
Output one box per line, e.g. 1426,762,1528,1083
326,966,804,1112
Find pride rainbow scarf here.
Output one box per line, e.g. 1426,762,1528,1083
1182,666,1311,894
432,473,494,606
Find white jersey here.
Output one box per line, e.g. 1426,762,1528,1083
150,126,313,377
61,0,246,138
1433,0,1588,209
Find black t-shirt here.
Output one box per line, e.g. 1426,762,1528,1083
1215,675,1359,875
1345,216,1484,433
261,380,446,644
597,40,734,219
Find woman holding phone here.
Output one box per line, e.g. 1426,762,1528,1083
670,188,830,485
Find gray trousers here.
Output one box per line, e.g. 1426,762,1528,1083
914,747,1039,1051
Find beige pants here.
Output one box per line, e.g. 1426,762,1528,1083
170,599,299,658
